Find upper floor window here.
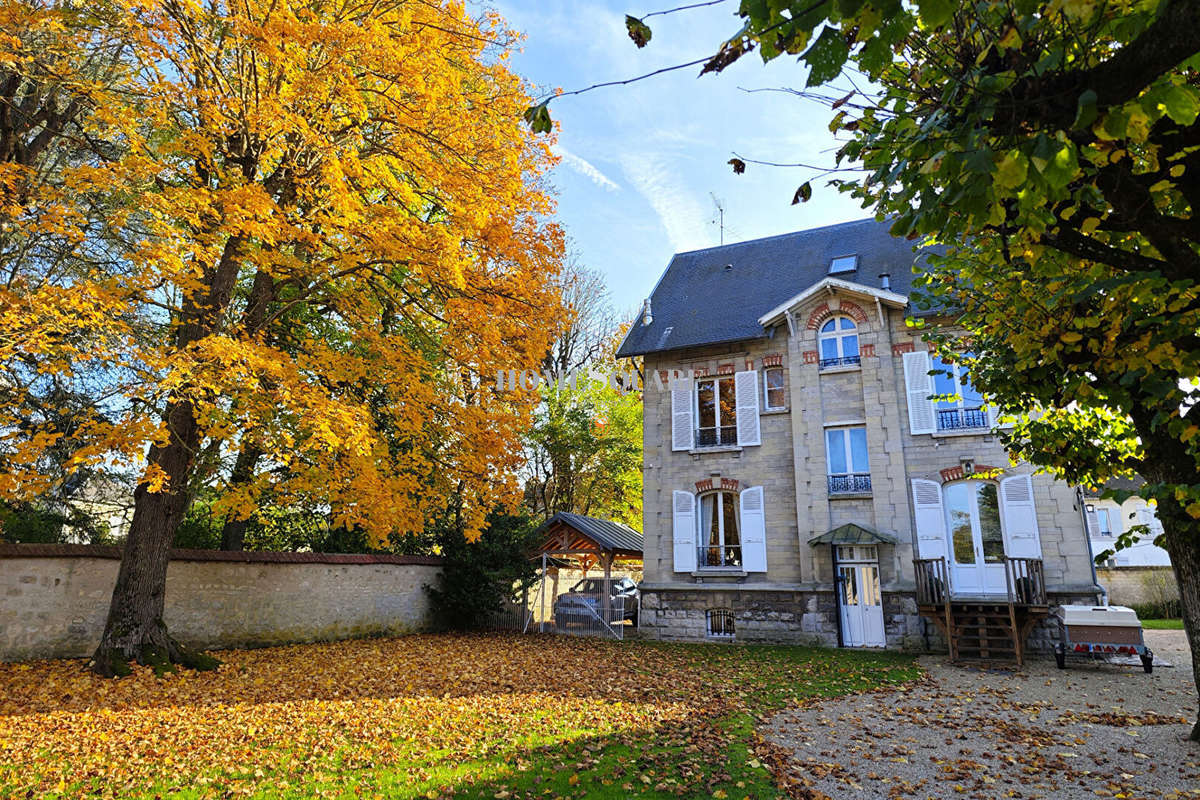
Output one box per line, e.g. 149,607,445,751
698,490,741,568
763,366,785,410
696,375,737,447
826,426,871,494
818,316,859,369
931,354,986,431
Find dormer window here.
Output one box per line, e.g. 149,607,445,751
829,254,858,274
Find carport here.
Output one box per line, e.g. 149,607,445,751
531,512,643,635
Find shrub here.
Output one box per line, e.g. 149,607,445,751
425,509,540,631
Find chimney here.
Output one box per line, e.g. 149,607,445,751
641,298,653,326
879,273,891,290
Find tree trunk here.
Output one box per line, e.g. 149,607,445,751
90,399,217,676
219,443,262,551
90,236,245,676
1150,493,1200,742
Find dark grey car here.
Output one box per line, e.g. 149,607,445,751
553,577,639,627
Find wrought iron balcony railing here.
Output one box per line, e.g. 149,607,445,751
695,426,738,447
828,473,872,494
936,407,989,431
819,355,861,369
697,545,742,569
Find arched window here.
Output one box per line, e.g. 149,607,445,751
818,316,859,368
697,491,741,568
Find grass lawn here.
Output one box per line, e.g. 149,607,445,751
1141,618,1184,629
0,633,917,799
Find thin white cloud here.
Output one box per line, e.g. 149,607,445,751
619,151,715,253
552,144,620,192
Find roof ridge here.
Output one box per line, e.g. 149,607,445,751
671,216,884,258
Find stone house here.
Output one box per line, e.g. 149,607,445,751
1084,478,1171,568
616,218,1103,658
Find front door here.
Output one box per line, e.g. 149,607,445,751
837,546,886,647
944,481,1007,595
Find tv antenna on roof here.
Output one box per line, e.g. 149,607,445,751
710,193,727,245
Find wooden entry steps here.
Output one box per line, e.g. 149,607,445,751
918,601,1050,667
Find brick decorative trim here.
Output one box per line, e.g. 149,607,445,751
762,353,783,368
0,543,443,565
805,300,869,331
716,362,735,376
695,478,713,492
693,366,710,377
721,477,740,492
695,477,741,493
861,343,876,358
891,341,915,356
939,464,1003,483
802,350,819,364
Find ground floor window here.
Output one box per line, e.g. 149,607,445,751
698,490,741,567
945,480,1004,565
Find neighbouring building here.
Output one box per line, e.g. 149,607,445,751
616,218,1104,661
1085,478,1171,568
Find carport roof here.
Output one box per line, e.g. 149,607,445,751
533,512,643,558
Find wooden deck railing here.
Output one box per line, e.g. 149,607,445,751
1004,557,1046,606
914,557,949,605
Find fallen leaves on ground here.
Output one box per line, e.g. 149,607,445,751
0,633,917,799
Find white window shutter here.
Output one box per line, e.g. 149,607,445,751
911,479,948,560
672,490,697,573
734,370,761,446
902,350,936,435
671,381,693,451
1000,475,1042,558
739,485,767,572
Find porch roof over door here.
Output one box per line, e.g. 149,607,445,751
808,522,900,547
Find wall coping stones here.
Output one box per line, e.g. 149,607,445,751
0,543,443,566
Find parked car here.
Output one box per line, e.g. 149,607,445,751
553,577,639,627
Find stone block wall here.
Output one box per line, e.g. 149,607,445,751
1096,566,1179,608
0,544,442,661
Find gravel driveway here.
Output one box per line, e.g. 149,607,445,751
762,630,1199,799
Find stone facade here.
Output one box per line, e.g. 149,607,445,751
635,285,1101,649
0,544,441,661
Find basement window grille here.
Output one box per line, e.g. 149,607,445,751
706,609,736,640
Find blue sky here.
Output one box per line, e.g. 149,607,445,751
490,0,874,313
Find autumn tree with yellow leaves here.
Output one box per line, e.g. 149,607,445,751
0,0,565,674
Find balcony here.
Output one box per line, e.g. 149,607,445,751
819,355,861,369
936,407,989,432
828,473,871,495
695,426,738,448
697,545,742,569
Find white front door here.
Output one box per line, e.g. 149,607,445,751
837,547,886,647
944,481,1008,595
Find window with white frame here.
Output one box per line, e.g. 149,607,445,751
696,375,737,447
931,353,986,431
763,366,785,410
1096,508,1113,536
698,490,741,568
818,316,859,368
826,426,870,494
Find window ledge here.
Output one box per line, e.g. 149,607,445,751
829,491,874,500
930,428,993,439
689,445,743,455
761,407,789,415
819,364,862,375
692,568,748,579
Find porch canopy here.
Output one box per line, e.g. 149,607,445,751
807,522,900,547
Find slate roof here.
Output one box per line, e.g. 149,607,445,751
616,217,938,358
537,512,644,554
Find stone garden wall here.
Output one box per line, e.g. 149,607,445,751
0,544,442,661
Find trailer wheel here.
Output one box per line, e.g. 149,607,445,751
1141,649,1154,674
1055,644,1065,670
